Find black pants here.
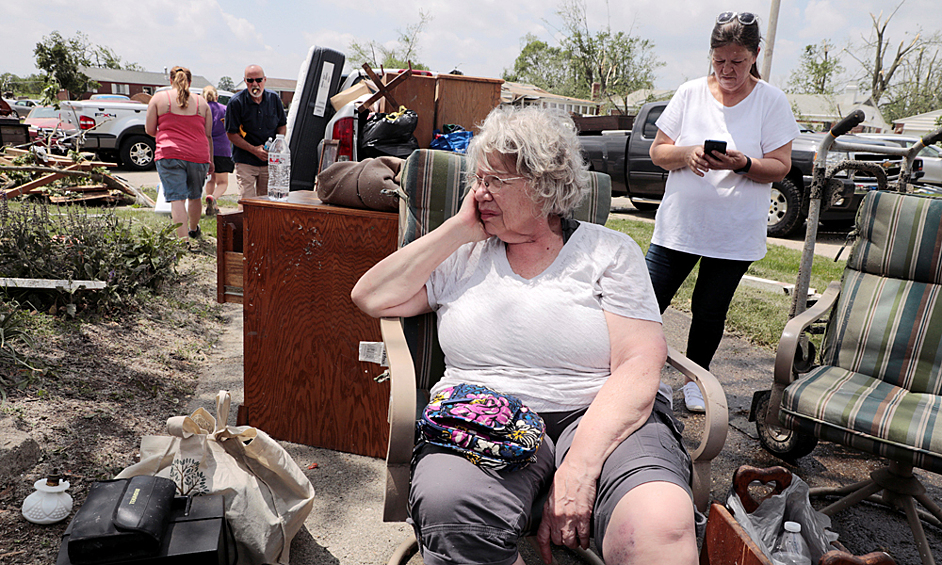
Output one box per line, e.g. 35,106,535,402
644,243,752,370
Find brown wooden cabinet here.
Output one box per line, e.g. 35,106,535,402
377,73,504,149
231,192,398,458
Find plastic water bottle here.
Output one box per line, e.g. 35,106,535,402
267,134,290,201
771,521,812,565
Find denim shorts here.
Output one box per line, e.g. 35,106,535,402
156,158,210,201
408,392,692,565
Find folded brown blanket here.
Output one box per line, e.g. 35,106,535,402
315,156,403,212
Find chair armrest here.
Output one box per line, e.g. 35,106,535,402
666,346,728,512
380,317,418,523
766,281,840,426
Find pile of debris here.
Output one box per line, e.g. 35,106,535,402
0,147,154,206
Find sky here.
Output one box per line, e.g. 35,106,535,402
2,0,937,95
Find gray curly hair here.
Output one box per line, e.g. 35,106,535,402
466,105,590,217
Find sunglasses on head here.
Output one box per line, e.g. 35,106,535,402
244,77,265,84
716,11,757,25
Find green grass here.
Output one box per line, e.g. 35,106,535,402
605,217,847,351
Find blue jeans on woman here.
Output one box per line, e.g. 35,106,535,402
644,243,752,370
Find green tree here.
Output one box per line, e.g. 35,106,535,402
504,0,661,111
878,45,942,122
348,11,431,71
33,31,92,99
502,34,573,93
846,2,936,106
88,45,144,71
218,76,235,91
786,40,845,94
1,72,47,97
555,0,661,102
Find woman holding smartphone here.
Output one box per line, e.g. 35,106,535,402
646,11,799,412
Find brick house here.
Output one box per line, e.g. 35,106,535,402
76,67,212,100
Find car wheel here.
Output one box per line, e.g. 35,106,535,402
120,135,156,171
754,390,818,460
630,200,660,212
767,178,803,238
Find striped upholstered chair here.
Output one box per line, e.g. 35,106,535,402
774,190,942,565
378,149,728,565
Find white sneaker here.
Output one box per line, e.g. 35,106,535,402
682,382,705,413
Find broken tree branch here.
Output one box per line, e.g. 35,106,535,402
0,165,155,207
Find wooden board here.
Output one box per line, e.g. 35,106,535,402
700,503,771,565
216,211,244,305
241,192,397,458
434,75,503,135
379,73,436,148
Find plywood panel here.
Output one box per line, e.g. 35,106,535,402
216,211,244,304
242,193,397,458
379,73,436,149
434,75,503,135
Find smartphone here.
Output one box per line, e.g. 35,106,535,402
704,139,727,158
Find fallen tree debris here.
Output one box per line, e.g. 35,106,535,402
0,148,155,207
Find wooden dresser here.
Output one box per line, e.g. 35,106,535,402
219,192,398,458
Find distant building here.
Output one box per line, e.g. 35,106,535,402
233,77,296,107
892,109,942,137
500,82,601,116
786,85,890,133
77,67,212,100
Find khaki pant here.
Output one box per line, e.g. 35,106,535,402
235,163,269,200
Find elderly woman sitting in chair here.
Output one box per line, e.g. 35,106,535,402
352,105,697,565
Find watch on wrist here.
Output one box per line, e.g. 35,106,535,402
734,155,752,175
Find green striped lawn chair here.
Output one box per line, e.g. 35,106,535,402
776,190,942,565
378,149,728,565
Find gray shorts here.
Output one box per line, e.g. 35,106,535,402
156,158,209,201
408,394,692,565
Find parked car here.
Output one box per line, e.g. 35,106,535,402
24,106,77,133
59,87,233,170
59,98,152,169
857,133,942,186
24,106,78,148
1,98,37,118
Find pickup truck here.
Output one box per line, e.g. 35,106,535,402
59,87,234,171
577,101,905,237
60,99,153,170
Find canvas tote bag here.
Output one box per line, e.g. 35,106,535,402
116,390,315,565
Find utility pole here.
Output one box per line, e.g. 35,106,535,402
761,0,782,82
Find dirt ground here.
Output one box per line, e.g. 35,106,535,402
0,244,227,564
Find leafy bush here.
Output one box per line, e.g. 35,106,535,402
0,201,183,312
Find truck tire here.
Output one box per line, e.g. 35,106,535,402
630,200,660,212
120,135,156,171
767,178,803,238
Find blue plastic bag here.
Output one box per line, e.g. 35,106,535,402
429,127,473,154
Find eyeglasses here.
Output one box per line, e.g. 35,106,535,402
244,77,265,84
716,11,757,25
469,173,525,194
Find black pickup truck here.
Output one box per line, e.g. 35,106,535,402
578,101,895,237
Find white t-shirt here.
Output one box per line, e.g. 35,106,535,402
653,77,800,261
425,222,662,413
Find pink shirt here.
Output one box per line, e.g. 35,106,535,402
155,92,210,164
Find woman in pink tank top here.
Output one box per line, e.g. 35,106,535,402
145,66,214,239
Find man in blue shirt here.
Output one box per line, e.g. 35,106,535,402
226,65,287,204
